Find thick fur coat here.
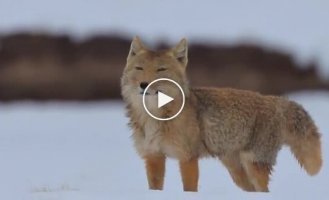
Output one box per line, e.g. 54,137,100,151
121,37,322,192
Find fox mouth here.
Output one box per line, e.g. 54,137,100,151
140,91,150,95
140,90,160,95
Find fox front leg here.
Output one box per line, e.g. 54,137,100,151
144,155,166,190
179,158,199,192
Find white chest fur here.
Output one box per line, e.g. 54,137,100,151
133,119,186,159
143,120,162,154
128,93,190,159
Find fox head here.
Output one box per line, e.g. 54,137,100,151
121,36,190,106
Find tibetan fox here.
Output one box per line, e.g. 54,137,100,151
121,37,322,192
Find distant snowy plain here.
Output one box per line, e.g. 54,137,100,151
0,91,328,200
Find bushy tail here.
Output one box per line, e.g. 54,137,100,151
284,101,322,176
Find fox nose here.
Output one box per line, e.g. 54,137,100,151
140,82,149,90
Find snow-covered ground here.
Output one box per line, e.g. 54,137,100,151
0,0,329,76
0,92,328,200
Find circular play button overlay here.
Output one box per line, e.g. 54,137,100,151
142,78,185,121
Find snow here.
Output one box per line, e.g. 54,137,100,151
0,92,328,200
0,1,328,198
0,0,329,76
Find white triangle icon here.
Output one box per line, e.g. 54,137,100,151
158,91,174,108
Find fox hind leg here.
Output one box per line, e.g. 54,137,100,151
144,155,166,190
240,152,272,192
221,156,256,192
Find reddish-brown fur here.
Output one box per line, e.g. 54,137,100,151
145,155,166,190
179,158,199,192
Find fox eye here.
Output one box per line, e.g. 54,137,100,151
135,67,143,70
157,68,167,72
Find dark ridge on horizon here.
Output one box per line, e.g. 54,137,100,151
0,32,328,101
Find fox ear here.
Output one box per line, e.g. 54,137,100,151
173,38,188,67
128,36,145,58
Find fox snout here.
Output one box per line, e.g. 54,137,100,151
139,82,149,95
139,82,153,95
139,81,161,95
140,82,149,90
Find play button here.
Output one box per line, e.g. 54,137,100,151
142,78,185,121
158,91,174,108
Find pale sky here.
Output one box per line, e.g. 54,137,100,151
0,0,328,75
